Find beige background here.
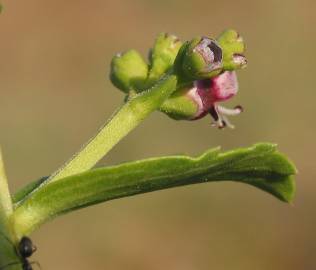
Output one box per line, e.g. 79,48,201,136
0,0,315,269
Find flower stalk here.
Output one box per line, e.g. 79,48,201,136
46,74,177,184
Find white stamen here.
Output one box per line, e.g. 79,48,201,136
217,105,242,116
221,115,235,129
211,105,242,129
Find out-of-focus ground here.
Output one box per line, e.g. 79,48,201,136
0,0,315,269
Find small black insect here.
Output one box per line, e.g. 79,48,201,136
0,234,38,270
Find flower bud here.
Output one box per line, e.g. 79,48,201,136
178,37,223,80
217,29,247,70
110,50,148,93
148,33,182,84
160,71,243,129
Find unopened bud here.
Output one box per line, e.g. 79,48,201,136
177,37,223,80
217,29,247,70
110,50,148,93
148,33,182,84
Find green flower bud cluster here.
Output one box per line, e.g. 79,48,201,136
110,30,247,126
110,33,182,94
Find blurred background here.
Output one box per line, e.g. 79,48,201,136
0,0,315,269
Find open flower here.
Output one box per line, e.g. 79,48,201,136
161,71,243,129
192,71,242,128
160,30,247,129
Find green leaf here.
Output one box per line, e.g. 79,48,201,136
13,176,48,204
12,143,296,237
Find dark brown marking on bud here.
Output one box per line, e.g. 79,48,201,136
208,40,222,63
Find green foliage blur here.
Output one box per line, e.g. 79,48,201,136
0,0,314,269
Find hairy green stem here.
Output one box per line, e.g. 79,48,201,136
0,150,21,270
49,74,177,181
17,74,177,203
0,149,13,218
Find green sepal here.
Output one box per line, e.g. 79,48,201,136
160,84,199,120
110,50,148,93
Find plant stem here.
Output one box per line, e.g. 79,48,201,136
20,74,178,198
0,149,21,270
0,149,13,218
